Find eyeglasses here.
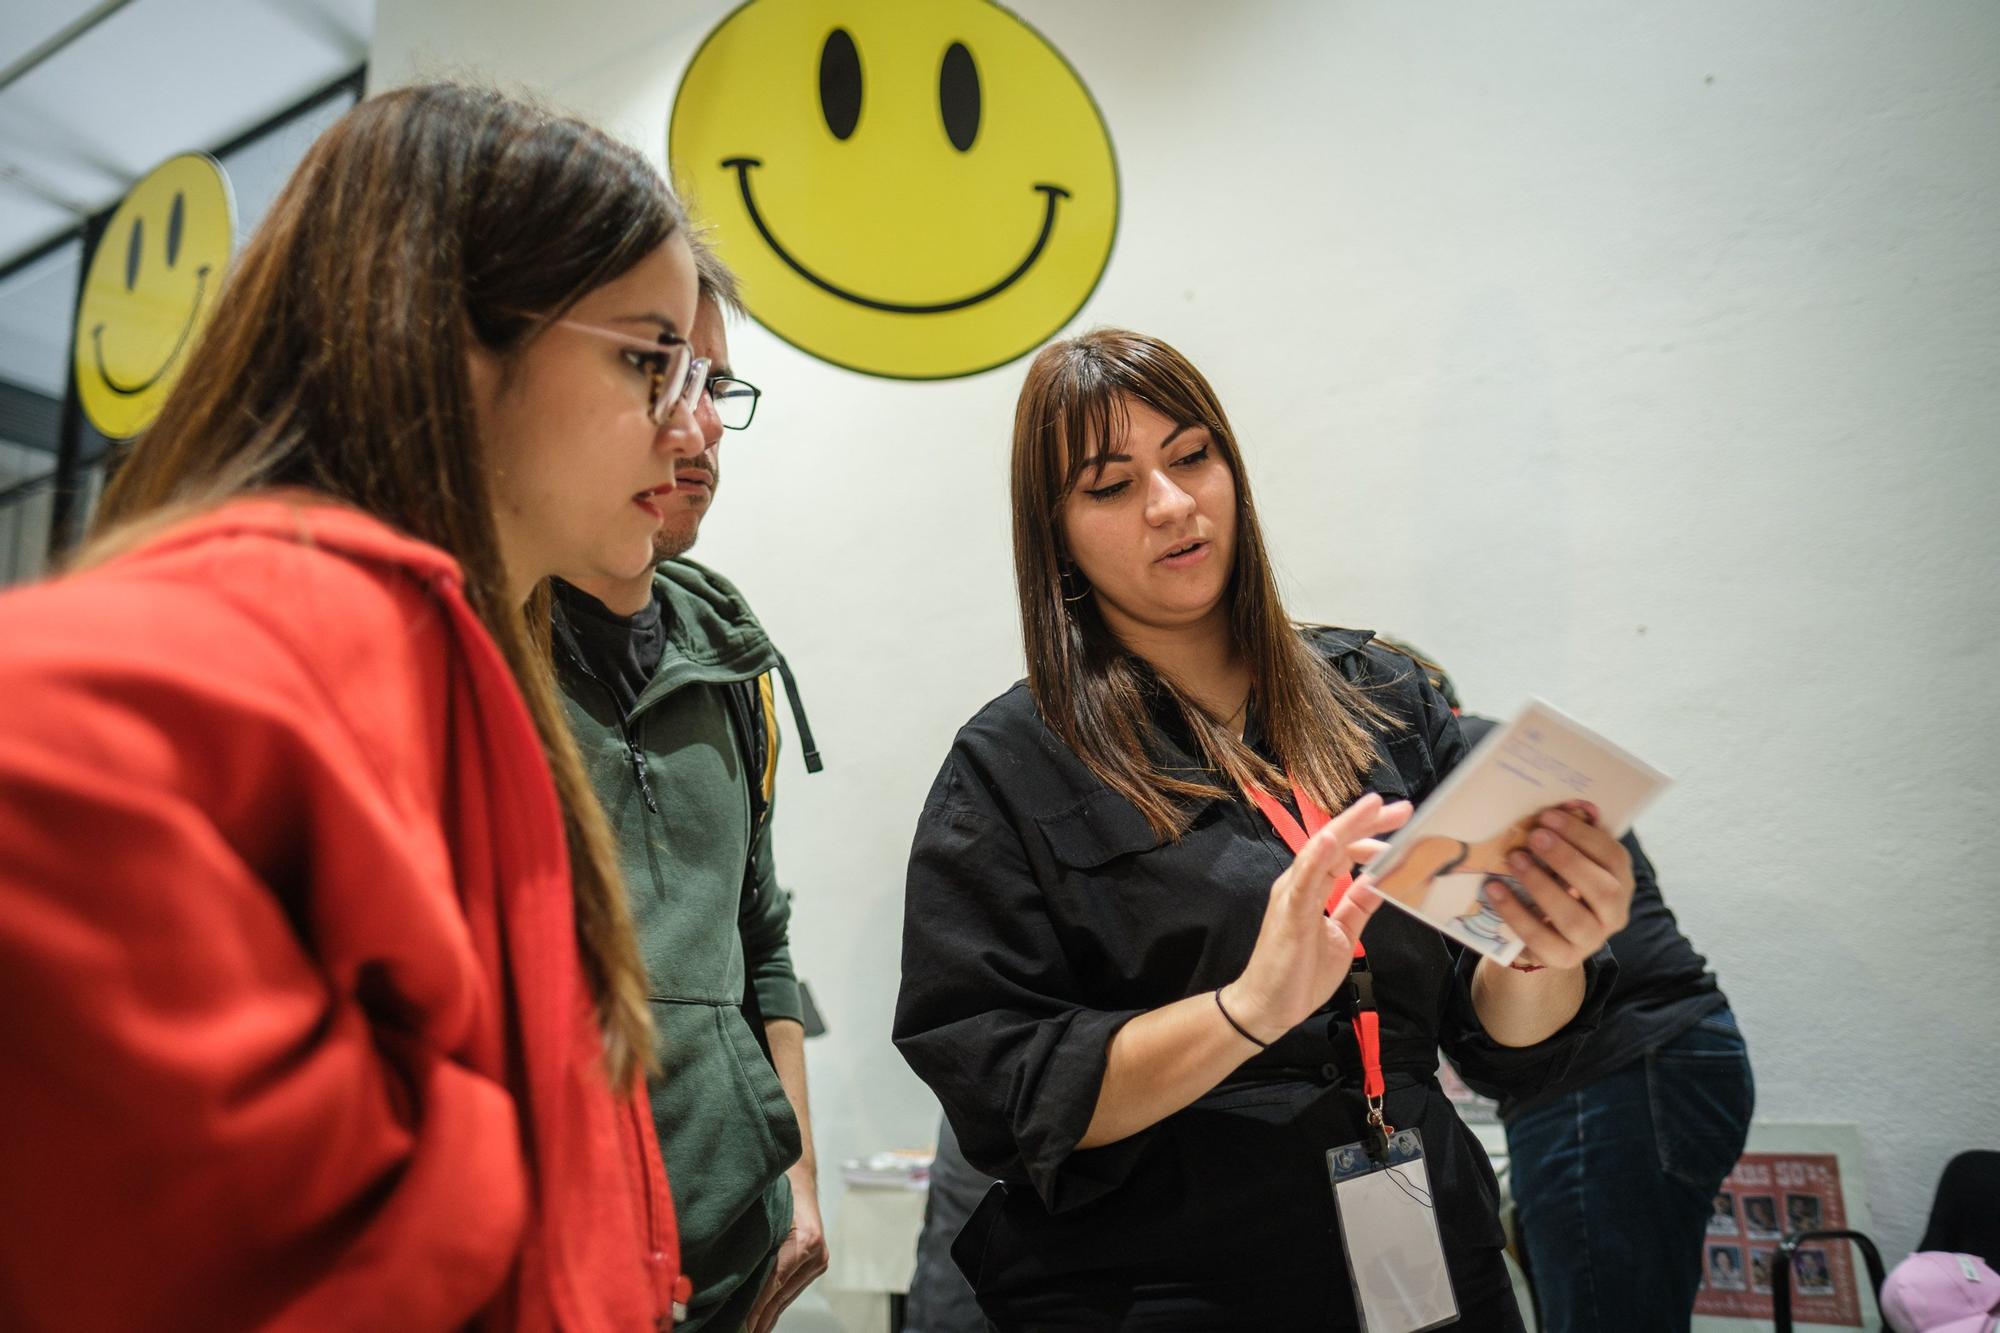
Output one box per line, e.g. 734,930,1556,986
553,318,711,426
706,375,762,431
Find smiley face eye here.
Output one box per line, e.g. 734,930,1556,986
939,41,980,152
167,192,185,268
125,217,143,291
819,27,861,140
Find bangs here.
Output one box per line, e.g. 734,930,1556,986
1054,385,1134,494
1044,345,1224,498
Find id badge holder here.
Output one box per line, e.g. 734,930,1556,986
1326,1128,1458,1333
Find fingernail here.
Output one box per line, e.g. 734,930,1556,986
1509,850,1533,870
1530,829,1555,851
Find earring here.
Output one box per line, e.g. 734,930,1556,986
1060,560,1090,604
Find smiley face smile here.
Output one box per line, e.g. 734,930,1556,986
90,265,212,397
723,156,1068,315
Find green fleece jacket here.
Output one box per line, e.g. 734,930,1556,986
555,560,802,1333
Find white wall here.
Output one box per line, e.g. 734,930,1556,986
371,0,2000,1264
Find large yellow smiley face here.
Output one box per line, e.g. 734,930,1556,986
671,0,1118,380
74,153,235,439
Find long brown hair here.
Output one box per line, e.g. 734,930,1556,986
90,84,681,1084
1011,328,1390,838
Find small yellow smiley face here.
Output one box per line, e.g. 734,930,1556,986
74,153,235,439
671,0,1118,380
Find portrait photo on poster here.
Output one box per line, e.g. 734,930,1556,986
1706,1244,1747,1293
1708,1192,1739,1237
1742,1193,1781,1239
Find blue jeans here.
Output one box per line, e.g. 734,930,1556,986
1504,1009,1754,1333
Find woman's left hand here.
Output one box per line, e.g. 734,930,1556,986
1483,802,1634,970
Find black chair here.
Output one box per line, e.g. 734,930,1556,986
1771,1228,1887,1333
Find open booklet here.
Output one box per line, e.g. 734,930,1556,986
1363,699,1670,965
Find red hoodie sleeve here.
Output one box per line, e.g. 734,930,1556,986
0,548,528,1331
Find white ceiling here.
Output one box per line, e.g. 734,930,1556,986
0,0,370,405
0,0,371,267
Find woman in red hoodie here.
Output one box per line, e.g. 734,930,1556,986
0,85,713,1331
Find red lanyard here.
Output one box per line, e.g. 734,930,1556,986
1244,781,1393,1144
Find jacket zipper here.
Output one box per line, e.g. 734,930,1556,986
552,616,660,814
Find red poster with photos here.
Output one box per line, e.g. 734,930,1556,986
1697,1153,1859,1325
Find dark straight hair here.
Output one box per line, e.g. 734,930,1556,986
90,83,686,1084
687,228,745,319
1010,328,1391,838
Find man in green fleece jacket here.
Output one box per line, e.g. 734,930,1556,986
552,245,827,1333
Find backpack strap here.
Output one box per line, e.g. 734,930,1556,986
724,677,773,845
755,673,781,806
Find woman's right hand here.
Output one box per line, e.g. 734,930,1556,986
1219,793,1411,1044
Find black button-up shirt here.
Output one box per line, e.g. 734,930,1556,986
894,630,1611,1323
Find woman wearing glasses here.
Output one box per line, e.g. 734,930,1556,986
0,85,710,1331
894,329,1637,1328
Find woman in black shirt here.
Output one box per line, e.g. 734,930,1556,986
894,329,1637,1329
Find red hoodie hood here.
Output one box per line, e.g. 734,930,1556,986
0,494,681,1331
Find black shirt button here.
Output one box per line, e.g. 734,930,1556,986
1320,1062,1339,1081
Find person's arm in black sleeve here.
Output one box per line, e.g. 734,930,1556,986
1445,938,1616,1101
1445,826,1632,1101
893,760,1152,1213
1456,820,1640,1096
897,747,1411,1212
1405,667,1622,1098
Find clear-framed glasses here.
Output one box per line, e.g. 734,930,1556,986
553,318,711,426
706,375,762,431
